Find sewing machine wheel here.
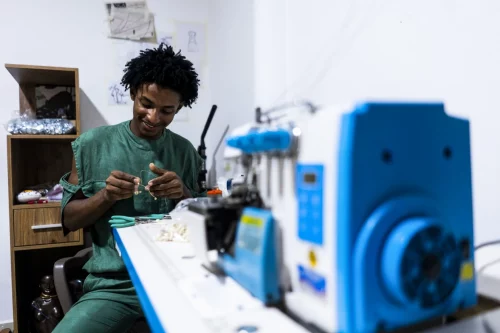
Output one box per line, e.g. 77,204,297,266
382,217,462,308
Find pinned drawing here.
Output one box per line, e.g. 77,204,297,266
175,21,206,66
114,41,157,71
187,31,199,52
106,1,156,41
109,83,128,105
158,34,174,48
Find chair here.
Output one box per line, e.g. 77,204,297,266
53,247,151,333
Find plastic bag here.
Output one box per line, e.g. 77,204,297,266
171,197,211,213
25,182,59,197
6,109,75,135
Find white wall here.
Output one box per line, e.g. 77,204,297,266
0,0,254,323
8,0,499,324
254,0,500,246
208,0,255,176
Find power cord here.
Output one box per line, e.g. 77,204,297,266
440,240,500,325
475,240,500,251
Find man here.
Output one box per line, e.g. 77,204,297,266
53,44,205,332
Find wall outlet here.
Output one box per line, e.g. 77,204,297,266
0,321,13,332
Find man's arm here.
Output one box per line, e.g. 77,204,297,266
62,157,117,232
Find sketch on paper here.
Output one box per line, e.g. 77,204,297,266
158,34,174,48
175,21,206,65
109,83,128,105
106,1,156,40
110,41,158,101
114,41,157,70
187,31,199,52
106,1,147,14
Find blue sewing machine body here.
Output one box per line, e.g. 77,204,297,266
211,101,477,333
335,102,476,332
218,207,281,305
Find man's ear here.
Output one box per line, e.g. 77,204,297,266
176,103,184,114
130,89,136,101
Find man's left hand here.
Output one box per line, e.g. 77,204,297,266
146,163,192,199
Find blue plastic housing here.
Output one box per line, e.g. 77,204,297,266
336,102,476,332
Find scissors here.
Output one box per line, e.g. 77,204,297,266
109,214,169,228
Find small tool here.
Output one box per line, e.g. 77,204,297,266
109,215,136,228
109,214,171,228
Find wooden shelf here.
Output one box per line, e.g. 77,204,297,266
5,63,84,333
5,64,77,86
12,202,61,209
8,134,78,140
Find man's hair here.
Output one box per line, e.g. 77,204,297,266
121,43,199,108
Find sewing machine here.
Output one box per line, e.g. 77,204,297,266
183,101,477,333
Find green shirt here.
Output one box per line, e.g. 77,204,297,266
60,120,205,276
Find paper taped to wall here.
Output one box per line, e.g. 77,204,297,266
175,21,206,68
108,82,128,105
106,1,156,40
109,41,159,106
158,33,174,48
115,41,158,70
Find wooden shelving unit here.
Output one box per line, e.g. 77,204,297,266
5,64,85,333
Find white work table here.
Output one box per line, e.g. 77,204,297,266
476,245,500,302
113,223,308,333
114,222,500,333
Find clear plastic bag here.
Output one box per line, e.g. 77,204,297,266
171,197,211,213
6,109,76,135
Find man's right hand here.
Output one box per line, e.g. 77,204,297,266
103,170,140,202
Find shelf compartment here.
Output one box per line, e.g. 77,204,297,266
5,63,81,135
14,246,84,332
9,138,73,207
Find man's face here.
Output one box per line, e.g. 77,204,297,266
131,83,183,139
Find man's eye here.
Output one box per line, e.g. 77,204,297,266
161,109,174,114
142,103,152,108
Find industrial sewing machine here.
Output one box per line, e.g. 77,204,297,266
181,101,477,333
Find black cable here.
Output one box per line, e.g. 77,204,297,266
475,240,500,251
261,100,317,117
483,318,495,333
257,100,317,124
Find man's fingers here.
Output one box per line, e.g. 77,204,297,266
107,177,136,190
148,180,180,192
149,163,167,176
148,172,177,186
111,170,139,184
105,184,134,199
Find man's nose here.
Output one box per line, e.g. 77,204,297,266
145,108,160,124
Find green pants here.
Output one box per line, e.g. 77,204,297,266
53,274,147,333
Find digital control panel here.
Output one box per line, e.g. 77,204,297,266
296,164,324,245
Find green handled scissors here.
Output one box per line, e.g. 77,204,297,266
108,215,136,228
109,214,167,228
137,214,165,220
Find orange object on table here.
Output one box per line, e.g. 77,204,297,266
207,189,222,197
